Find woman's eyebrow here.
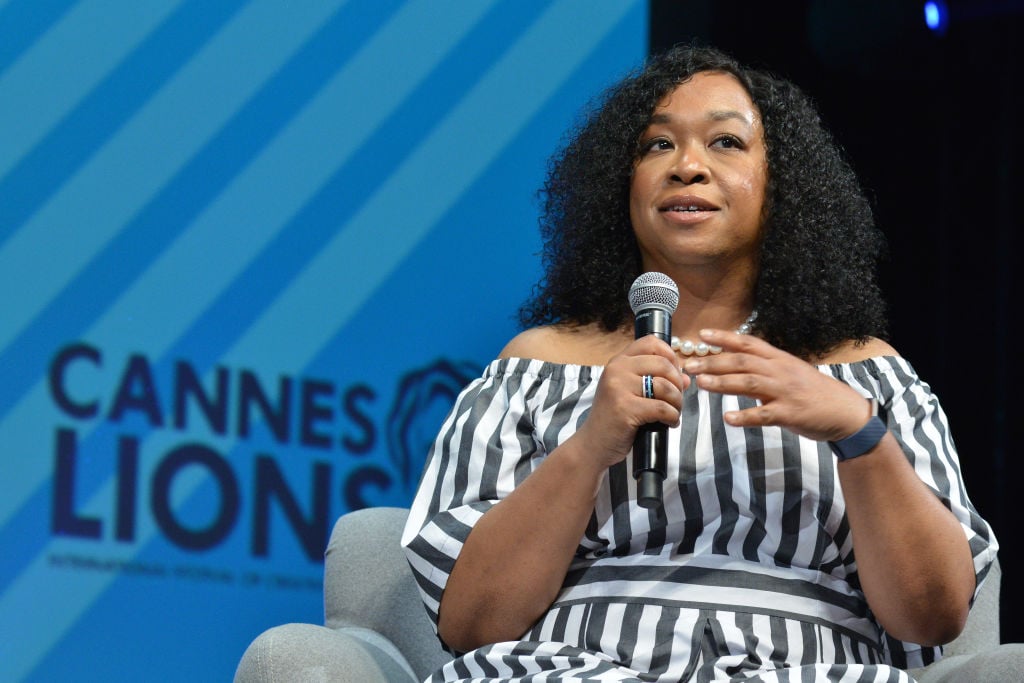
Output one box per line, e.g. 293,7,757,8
708,109,750,123
648,110,752,125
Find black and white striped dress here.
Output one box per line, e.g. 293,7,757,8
401,356,997,682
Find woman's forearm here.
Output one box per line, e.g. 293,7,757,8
838,434,976,645
437,435,606,652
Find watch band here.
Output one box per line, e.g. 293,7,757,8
829,399,887,461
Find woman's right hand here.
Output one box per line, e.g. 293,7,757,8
438,330,688,652
575,335,689,471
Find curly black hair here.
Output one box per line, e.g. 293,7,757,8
518,44,888,359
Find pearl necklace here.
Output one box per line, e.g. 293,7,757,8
670,311,758,357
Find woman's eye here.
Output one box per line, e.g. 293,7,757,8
641,138,672,154
712,135,743,149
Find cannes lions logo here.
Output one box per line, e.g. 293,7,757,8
387,358,480,495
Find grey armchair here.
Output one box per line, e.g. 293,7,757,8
235,507,1022,682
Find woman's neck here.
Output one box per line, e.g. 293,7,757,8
645,259,758,341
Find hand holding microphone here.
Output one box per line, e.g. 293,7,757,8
571,272,683,507
628,272,679,509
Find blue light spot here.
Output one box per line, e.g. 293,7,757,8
924,1,949,34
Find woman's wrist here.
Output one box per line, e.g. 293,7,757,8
829,399,887,461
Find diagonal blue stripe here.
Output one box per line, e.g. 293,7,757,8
160,0,553,366
4,8,649,679
0,0,551,592
0,0,77,78
0,0,403,423
20,14,649,667
298,5,649,381
0,0,246,250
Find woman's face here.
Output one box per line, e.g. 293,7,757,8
629,71,768,276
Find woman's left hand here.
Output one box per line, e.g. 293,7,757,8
681,328,871,442
686,328,976,646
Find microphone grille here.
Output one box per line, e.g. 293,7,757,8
629,272,679,314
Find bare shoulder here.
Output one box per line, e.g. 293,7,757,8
499,323,630,365
498,327,564,359
814,337,900,364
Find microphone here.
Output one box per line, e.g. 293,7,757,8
628,272,679,509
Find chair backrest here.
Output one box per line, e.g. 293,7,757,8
323,506,451,681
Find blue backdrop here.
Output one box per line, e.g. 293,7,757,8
0,1,646,680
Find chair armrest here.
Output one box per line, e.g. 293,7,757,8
324,507,450,681
911,643,1024,682
234,623,418,683
943,555,1002,657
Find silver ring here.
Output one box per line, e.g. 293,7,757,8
642,374,655,399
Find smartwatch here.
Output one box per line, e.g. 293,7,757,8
829,399,887,462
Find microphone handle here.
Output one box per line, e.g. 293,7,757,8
634,426,667,508
633,308,671,344
633,308,672,509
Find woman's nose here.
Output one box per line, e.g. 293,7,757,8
669,144,709,184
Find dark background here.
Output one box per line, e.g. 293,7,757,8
649,0,1023,644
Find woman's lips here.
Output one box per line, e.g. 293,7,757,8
658,196,719,223
658,195,719,212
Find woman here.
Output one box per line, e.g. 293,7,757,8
401,45,996,682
